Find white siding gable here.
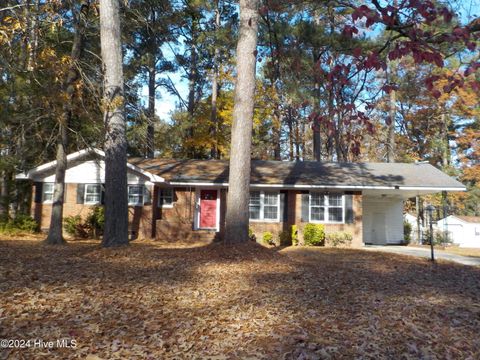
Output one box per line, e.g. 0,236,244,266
36,160,152,185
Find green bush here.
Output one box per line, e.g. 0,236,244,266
403,221,412,244
422,230,452,246
85,206,105,238
434,230,452,246
262,231,274,246
291,225,298,246
64,215,89,238
248,227,256,242
64,207,106,239
325,232,352,247
303,223,325,246
0,214,38,235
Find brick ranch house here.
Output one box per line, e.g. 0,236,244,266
16,148,465,246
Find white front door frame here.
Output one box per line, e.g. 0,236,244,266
194,188,220,231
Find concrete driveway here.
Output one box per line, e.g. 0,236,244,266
364,245,480,266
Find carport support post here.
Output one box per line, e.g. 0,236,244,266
426,205,436,262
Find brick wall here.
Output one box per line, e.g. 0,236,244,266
153,188,364,247
32,183,154,239
155,187,197,241
249,191,363,247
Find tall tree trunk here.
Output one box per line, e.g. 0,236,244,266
45,1,89,245
100,0,129,247
146,65,156,159
186,14,198,158
272,110,282,160
287,106,294,161
0,172,9,220
224,0,259,244
440,112,450,168
210,2,221,159
45,124,67,244
313,125,321,161
387,88,396,163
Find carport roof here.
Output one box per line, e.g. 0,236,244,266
130,158,466,191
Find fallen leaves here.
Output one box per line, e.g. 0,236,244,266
0,239,479,359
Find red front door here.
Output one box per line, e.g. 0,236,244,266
200,190,218,229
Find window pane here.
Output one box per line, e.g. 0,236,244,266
44,183,54,193
264,205,278,220
86,194,100,203
311,193,324,206
329,207,343,222
129,185,143,195
264,192,278,205
249,205,260,220
129,195,143,204
43,183,54,201
128,185,144,204
311,207,324,221
328,194,342,206
85,184,101,203
249,191,260,206
159,188,173,205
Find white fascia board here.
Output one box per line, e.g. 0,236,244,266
15,147,165,183
126,162,165,183
168,182,466,192
397,186,466,192
17,148,104,180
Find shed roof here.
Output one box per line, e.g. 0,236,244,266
456,216,480,224
130,158,465,191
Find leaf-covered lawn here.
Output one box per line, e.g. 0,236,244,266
1,240,480,359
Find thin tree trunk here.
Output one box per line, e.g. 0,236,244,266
287,106,294,161
440,112,450,168
224,0,259,244
313,125,321,161
186,15,198,158
273,110,281,160
294,117,300,161
387,88,396,163
45,124,67,244
45,1,89,245
0,172,8,220
210,2,221,159
146,65,156,158
100,0,129,247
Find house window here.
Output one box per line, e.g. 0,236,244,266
85,184,102,204
158,188,174,207
128,185,144,206
310,193,344,223
42,183,54,202
249,191,279,221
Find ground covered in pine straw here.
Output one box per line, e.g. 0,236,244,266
1,239,480,359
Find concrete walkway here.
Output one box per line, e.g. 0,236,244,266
363,245,480,266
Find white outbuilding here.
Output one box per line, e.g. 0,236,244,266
436,215,480,248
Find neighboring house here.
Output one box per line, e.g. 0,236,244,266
436,215,480,248
404,213,425,244
16,148,466,246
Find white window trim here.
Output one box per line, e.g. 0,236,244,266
158,188,174,208
249,191,280,223
84,184,102,205
128,185,145,206
42,183,54,203
309,192,345,224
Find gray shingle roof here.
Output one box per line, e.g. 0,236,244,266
130,158,465,190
